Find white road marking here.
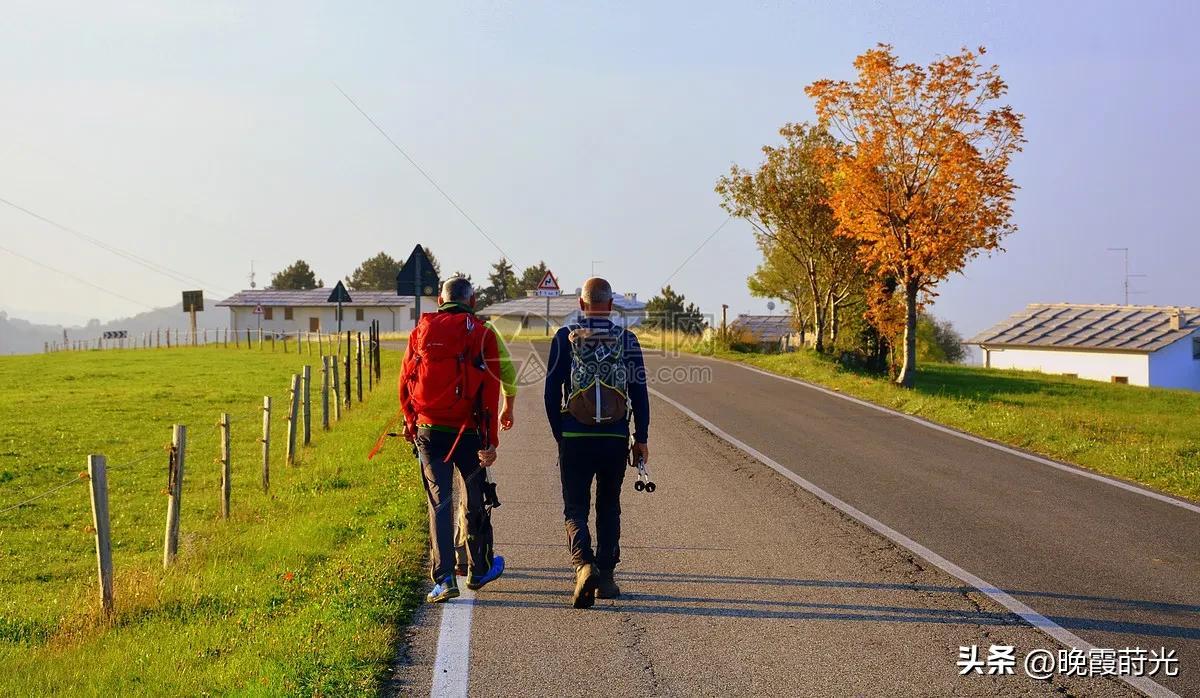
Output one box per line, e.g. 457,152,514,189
649,387,1179,698
707,355,1200,515
429,587,476,698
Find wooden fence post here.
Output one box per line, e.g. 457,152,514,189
163,425,186,568
375,320,382,381
302,365,311,446
219,413,231,519
331,353,342,421
356,333,364,402
286,374,299,466
258,328,263,350
344,332,352,409
321,356,330,430
283,333,288,353
367,326,374,391
271,333,276,352
87,454,114,614
261,396,271,493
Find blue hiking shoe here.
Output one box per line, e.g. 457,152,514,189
426,576,460,603
466,555,505,591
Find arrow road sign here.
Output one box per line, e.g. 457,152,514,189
102,330,128,339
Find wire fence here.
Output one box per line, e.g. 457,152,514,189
2,321,388,621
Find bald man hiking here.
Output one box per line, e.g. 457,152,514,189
400,276,506,603
544,277,650,608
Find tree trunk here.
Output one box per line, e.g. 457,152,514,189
811,297,826,353
829,297,841,347
895,280,920,387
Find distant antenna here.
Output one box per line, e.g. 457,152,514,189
1106,248,1147,305
248,260,257,289
767,301,776,314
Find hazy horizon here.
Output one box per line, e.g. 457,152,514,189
3,1,1197,340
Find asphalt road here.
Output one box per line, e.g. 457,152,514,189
386,341,1196,696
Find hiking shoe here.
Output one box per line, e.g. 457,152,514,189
466,555,505,591
596,569,621,599
571,563,598,609
426,576,460,604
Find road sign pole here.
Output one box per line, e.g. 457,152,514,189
337,300,343,334
546,295,550,336
414,254,422,321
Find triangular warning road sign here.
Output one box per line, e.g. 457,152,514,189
327,280,353,304
537,271,559,291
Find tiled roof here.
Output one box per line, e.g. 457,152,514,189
968,304,1200,353
216,289,426,308
731,314,799,342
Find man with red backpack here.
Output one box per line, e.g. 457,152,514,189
400,277,506,603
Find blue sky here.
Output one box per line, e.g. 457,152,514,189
1,1,1197,337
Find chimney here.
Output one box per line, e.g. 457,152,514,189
1168,308,1184,331
625,292,637,302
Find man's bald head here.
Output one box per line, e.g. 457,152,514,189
579,277,614,317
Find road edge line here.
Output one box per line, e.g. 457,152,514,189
429,587,475,698
688,353,1200,515
649,386,1178,698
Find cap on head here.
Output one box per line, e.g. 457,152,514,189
441,276,474,304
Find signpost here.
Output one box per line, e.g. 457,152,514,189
396,245,440,323
327,281,353,334
534,271,561,335
253,304,264,337
182,290,203,346
102,330,128,340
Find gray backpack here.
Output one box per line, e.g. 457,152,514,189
565,325,630,425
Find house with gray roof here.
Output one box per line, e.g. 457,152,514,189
479,290,646,336
728,314,806,352
969,304,1200,390
216,288,436,334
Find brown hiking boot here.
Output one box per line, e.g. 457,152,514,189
571,563,598,609
596,569,620,599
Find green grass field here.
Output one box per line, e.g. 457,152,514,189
641,331,1200,501
0,347,426,695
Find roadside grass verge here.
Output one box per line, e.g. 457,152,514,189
0,348,425,695
640,330,1200,501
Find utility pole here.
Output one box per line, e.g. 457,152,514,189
1106,247,1148,305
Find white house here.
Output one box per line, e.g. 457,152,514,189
217,289,437,334
728,314,806,352
480,290,647,336
970,304,1200,390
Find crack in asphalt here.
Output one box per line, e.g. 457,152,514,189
617,610,665,695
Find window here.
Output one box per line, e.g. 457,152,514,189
284,307,293,321
309,317,320,332
263,307,274,320
1194,337,1200,360
356,308,365,321
1111,376,1129,384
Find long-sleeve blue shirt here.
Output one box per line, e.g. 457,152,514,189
544,317,650,444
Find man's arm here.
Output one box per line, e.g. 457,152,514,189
543,328,570,442
398,330,420,440
626,332,650,445
480,327,502,449
486,322,518,398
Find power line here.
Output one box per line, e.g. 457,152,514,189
0,195,233,295
333,83,515,265
661,216,732,288
0,244,159,310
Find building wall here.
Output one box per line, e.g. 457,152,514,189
984,346,1150,386
226,298,436,334
1148,331,1200,391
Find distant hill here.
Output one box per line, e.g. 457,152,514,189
1,306,222,355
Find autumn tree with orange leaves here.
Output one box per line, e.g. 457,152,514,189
806,45,1024,387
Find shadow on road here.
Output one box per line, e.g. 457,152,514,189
496,568,1200,639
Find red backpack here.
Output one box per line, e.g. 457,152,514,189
406,311,488,427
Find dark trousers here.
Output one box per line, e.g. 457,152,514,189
416,428,494,582
559,437,628,570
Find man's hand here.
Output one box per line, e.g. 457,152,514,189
500,396,515,431
478,446,497,468
631,441,649,465
403,425,416,443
